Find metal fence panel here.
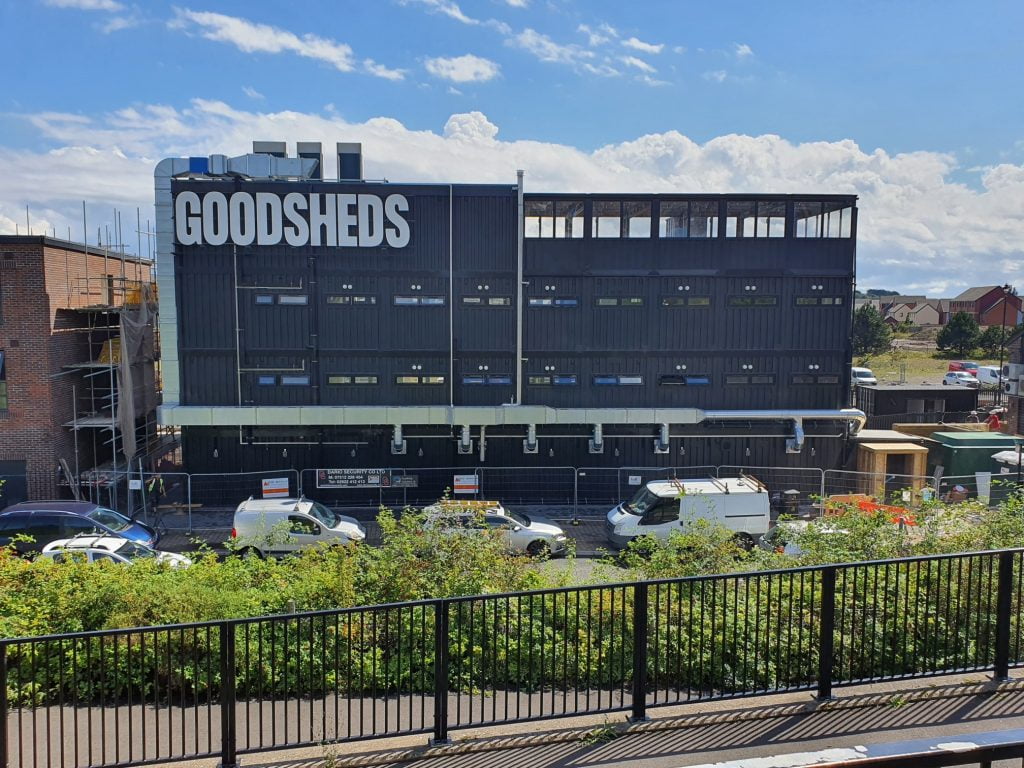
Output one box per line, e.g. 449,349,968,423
187,470,300,532
719,465,825,518
574,466,718,511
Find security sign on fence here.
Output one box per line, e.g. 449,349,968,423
453,474,479,494
260,477,290,498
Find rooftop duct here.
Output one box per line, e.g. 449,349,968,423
252,141,287,157
337,142,363,181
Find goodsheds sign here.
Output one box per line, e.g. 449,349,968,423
174,191,410,248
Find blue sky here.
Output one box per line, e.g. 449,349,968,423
1,0,1023,293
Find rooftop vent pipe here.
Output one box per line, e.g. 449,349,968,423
297,142,323,180
337,142,363,181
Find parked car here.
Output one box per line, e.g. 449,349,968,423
948,361,979,376
976,365,1003,389
39,535,191,567
0,501,158,556
231,497,365,558
850,367,877,386
605,476,771,550
943,371,979,387
422,500,568,556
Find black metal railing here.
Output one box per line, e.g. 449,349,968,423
2,548,1022,768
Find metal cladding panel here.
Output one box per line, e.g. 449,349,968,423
455,355,516,406
317,279,382,350
452,193,517,272
320,356,389,406
384,356,449,406
380,276,451,352
242,353,314,406
523,277,586,351
454,277,515,353
181,352,237,405
587,277,650,350
177,264,236,351
719,276,784,351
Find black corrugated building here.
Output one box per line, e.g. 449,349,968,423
156,142,864,474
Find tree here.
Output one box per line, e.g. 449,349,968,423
937,312,982,356
851,305,893,355
979,325,1007,358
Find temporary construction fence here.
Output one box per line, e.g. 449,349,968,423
2,548,1023,768
60,463,1024,534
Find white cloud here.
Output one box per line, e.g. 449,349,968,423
363,58,407,81
703,70,728,83
5,101,1024,294
622,36,663,55
503,0,528,6
447,86,463,95
242,86,264,100
638,74,670,87
510,28,594,67
734,42,753,59
425,54,500,83
620,56,656,74
100,14,139,32
577,22,617,47
673,45,686,54
403,0,478,25
171,8,356,72
43,0,123,11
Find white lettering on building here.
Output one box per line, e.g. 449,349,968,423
173,191,411,248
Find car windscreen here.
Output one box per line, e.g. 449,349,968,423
116,540,156,559
309,501,340,528
506,509,530,527
85,507,131,532
625,488,662,515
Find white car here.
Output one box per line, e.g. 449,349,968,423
231,496,366,558
943,371,979,387
851,367,877,386
40,536,192,567
422,500,568,556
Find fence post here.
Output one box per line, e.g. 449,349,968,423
0,643,8,768
431,600,450,745
817,567,837,700
993,551,1014,682
218,621,238,768
630,581,649,722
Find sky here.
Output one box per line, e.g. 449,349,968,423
1,0,1023,295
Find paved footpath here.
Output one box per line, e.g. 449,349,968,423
161,674,1024,768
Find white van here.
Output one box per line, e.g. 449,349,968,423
976,365,1003,389
231,497,366,558
605,476,771,549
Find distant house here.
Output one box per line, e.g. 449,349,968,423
907,300,942,326
880,297,942,327
949,286,1022,327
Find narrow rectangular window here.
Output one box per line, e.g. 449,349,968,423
281,375,310,386
488,374,512,385
257,374,276,386
462,296,483,305
751,374,775,385
794,201,822,238
327,295,351,305
0,350,7,409
689,201,719,238
351,295,376,305
463,375,486,385
394,296,419,306
624,201,652,238
791,374,816,385
620,297,644,306
553,374,577,385
817,375,840,384
420,296,445,306
528,375,551,385
661,297,686,307
422,375,445,385
594,374,642,386
685,375,710,386
659,201,688,238
278,295,308,305
796,297,820,306
328,374,378,385
729,296,778,307
328,375,352,385
525,200,553,238
618,375,643,385
758,201,786,238
555,201,584,238
658,374,687,385
396,375,420,384
725,201,756,238
596,297,619,307
255,294,274,305
553,298,579,307
593,375,618,386
488,297,511,306
725,374,749,385
528,297,553,307
592,201,621,238
688,296,711,307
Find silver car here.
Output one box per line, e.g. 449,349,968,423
423,501,568,556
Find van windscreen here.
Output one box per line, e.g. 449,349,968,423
625,487,662,516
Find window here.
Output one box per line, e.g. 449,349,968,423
525,200,553,238
661,296,711,307
528,375,550,385
394,296,445,306
553,374,577,385
396,375,445,385
796,296,844,306
328,295,376,305
529,297,578,307
555,201,584,238
592,201,621,238
594,375,643,386
725,375,749,385
281,375,310,386
729,296,779,307
796,297,820,306
725,201,756,238
255,294,274,305
596,297,644,307
659,201,688,238
794,201,853,238
689,201,719,238
658,374,710,386
288,516,320,536
463,374,511,386
791,374,816,385
328,374,378,385
726,201,786,238
257,374,276,386
278,295,308,305
639,499,680,526
463,296,511,306
462,297,482,305
0,350,6,409
751,375,776,385
817,375,840,385
758,202,786,238
624,201,652,238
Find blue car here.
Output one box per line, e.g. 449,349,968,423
0,501,157,556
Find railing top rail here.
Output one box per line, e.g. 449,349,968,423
4,546,1022,645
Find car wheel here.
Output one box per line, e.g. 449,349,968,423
239,546,263,560
526,540,550,557
942,381,948,385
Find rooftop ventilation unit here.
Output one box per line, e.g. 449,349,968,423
337,142,363,181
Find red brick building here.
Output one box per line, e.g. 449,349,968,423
0,236,156,505
949,285,1021,327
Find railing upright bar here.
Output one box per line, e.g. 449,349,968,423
432,600,450,745
630,582,649,722
219,621,238,768
0,643,7,768
994,551,1014,682
817,567,837,700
